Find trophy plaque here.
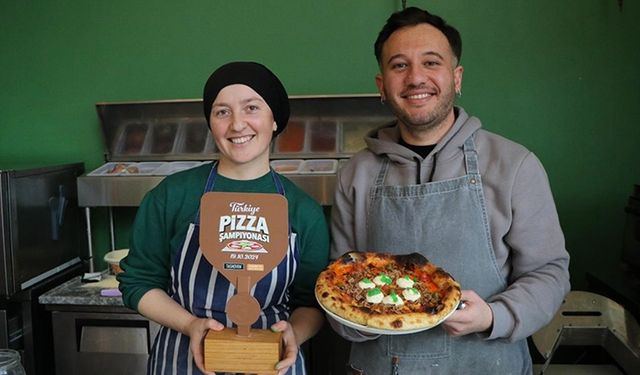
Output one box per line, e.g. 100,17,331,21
200,192,289,374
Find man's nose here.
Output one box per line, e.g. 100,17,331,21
406,65,426,86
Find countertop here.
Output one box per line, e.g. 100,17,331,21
38,273,125,307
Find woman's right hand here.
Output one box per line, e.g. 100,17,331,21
185,317,225,374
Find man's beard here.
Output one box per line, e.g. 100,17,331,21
386,85,456,136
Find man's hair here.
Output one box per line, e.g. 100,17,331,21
374,7,462,66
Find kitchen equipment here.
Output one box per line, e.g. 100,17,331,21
76,95,393,374
39,273,161,375
77,95,394,260
533,291,640,374
622,184,640,270
1,163,85,297
1,163,85,375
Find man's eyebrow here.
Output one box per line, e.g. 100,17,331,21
386,51,445,65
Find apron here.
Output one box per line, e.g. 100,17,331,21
349,135,532,375
148,163,306,375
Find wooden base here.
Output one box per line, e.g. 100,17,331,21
204,327,282,374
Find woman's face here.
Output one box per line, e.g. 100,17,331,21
209,84,276,173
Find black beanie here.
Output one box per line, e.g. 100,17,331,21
203,61,290,137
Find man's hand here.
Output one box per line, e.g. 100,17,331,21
442,289,493,336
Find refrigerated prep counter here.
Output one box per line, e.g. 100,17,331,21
77,95,395,270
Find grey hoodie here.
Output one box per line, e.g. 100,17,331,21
330,106,570,342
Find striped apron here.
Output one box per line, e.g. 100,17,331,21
148,163,306,374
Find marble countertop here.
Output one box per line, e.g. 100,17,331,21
39,273,125,307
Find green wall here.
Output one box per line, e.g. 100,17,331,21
1,1,639,289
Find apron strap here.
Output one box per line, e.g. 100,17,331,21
374,133,480,187
194,161,288,225
463,135,480,176
374,157,390,187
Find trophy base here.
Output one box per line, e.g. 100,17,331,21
204,327,283,374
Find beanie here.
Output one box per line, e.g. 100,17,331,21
202,61,290,137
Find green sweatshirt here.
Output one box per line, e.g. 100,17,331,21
118,162,329,312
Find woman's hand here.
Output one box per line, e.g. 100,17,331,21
185,317,225,375
441,289,493,336
270,320,299,375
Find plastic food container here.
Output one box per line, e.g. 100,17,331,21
104,249,129,274
299,159,338,174
179,120,210,154
276,120,306,153
87,162,163,176
150,123,178,154
309,121,337,152
119,123,149,155
154,161,203,176
270,159,303,174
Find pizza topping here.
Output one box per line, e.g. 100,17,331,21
373,274,393,286
366,288,384,303
396,275,415,289
383,290,404,306
402,287,421,302
358,278,375,289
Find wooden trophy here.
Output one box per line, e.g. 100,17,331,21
200,192,289,374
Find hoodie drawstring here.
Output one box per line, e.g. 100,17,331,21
429,152,438,183
415,152,437,184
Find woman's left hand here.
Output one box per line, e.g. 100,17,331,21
269,320,298,375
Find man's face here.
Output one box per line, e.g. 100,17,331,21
376,24,463,142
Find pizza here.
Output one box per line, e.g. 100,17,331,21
315,251,461,331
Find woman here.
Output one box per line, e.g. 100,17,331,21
118,62,329,375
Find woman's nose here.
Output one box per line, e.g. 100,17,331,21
230,115,246,131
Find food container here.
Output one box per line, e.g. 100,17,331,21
150,122,179,154
299,159,338,174
309,121,337,153
341,120,378,153
275,120,306,153
270,159,303,174
153,161,204,176
118,123,149,155
87,162,164,176
179,119,210,154
104,249,129,274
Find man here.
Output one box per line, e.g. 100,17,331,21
330,7,570,374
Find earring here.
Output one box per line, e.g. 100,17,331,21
380,96,386,105
455,88,462,97
273,122,278,131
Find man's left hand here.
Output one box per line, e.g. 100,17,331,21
441,289,493,336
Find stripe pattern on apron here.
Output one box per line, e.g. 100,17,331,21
148,163,306,375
